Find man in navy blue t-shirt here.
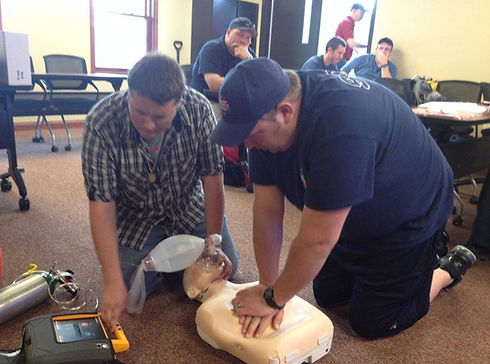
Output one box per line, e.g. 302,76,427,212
210,58,476,339
190,17,257,94
301,36,346,73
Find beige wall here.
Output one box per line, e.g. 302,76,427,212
373,0,490,82
1,0,193,72
3,0,486,87
1,0,91,74
0,0,194,122
1,0,261,69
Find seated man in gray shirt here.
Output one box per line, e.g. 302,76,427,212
301,36,346,72
341,37,397,80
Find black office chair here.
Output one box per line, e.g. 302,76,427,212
376,78,415,106
10,58,63,152
42,54,100,151
180,64,193,86
481,82,490,137
440,136,490,225
436,80,482,103
436,80,485,214
43,54,99,92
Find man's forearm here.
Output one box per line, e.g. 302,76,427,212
253,212,284,286
380,66,393,78
272,235,334,306
202,174,225,236
204,73,225,91
347,38,366,48
272,206,350,306
252,186,285,286
89,200,124,285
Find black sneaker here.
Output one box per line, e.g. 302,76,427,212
465,242,490,261
437,245,477,289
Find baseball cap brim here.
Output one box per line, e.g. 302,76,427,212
237,27,257,37
210,115,257,147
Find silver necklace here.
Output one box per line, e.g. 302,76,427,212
141,133,165,184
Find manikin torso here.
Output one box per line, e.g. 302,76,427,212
183,245,334,364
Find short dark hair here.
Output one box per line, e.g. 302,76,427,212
377,37,394,48
325,36,346,53
128,53,185,105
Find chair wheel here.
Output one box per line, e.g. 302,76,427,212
1,179,12,192
32,137,40,143
64,144,72,151
469,196,479,204
452,215,463,226
38,137,45,143
51,145,59,152
19,197,30,211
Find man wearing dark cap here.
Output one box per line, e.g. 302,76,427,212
191,17,257,94
212,57,476,339
335,3,368,63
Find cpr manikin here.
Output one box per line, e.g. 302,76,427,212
183,235,334,364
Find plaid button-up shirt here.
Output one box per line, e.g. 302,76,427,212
82,88,224,250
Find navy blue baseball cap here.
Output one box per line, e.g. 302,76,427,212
228,17,257,37
210,57,291,146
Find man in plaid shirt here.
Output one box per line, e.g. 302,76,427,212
82,53,238,329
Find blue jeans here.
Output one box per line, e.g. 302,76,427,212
119,217,239,294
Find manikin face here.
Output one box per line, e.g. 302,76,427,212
225,28,253,52
128,90,179,140
244,111,294,153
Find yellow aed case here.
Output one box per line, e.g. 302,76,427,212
21,313,129,364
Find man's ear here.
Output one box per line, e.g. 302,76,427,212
277,101,294,122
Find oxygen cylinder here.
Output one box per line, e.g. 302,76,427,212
0,273,51,325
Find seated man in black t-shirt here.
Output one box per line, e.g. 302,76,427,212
191,18,257,192
190,17,257,94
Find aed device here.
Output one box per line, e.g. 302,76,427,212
17,313,129,364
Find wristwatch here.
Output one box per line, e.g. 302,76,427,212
380,63,389,69
263,286,285,310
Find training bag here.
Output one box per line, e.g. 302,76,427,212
411,75,444,105
223,144,249,187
